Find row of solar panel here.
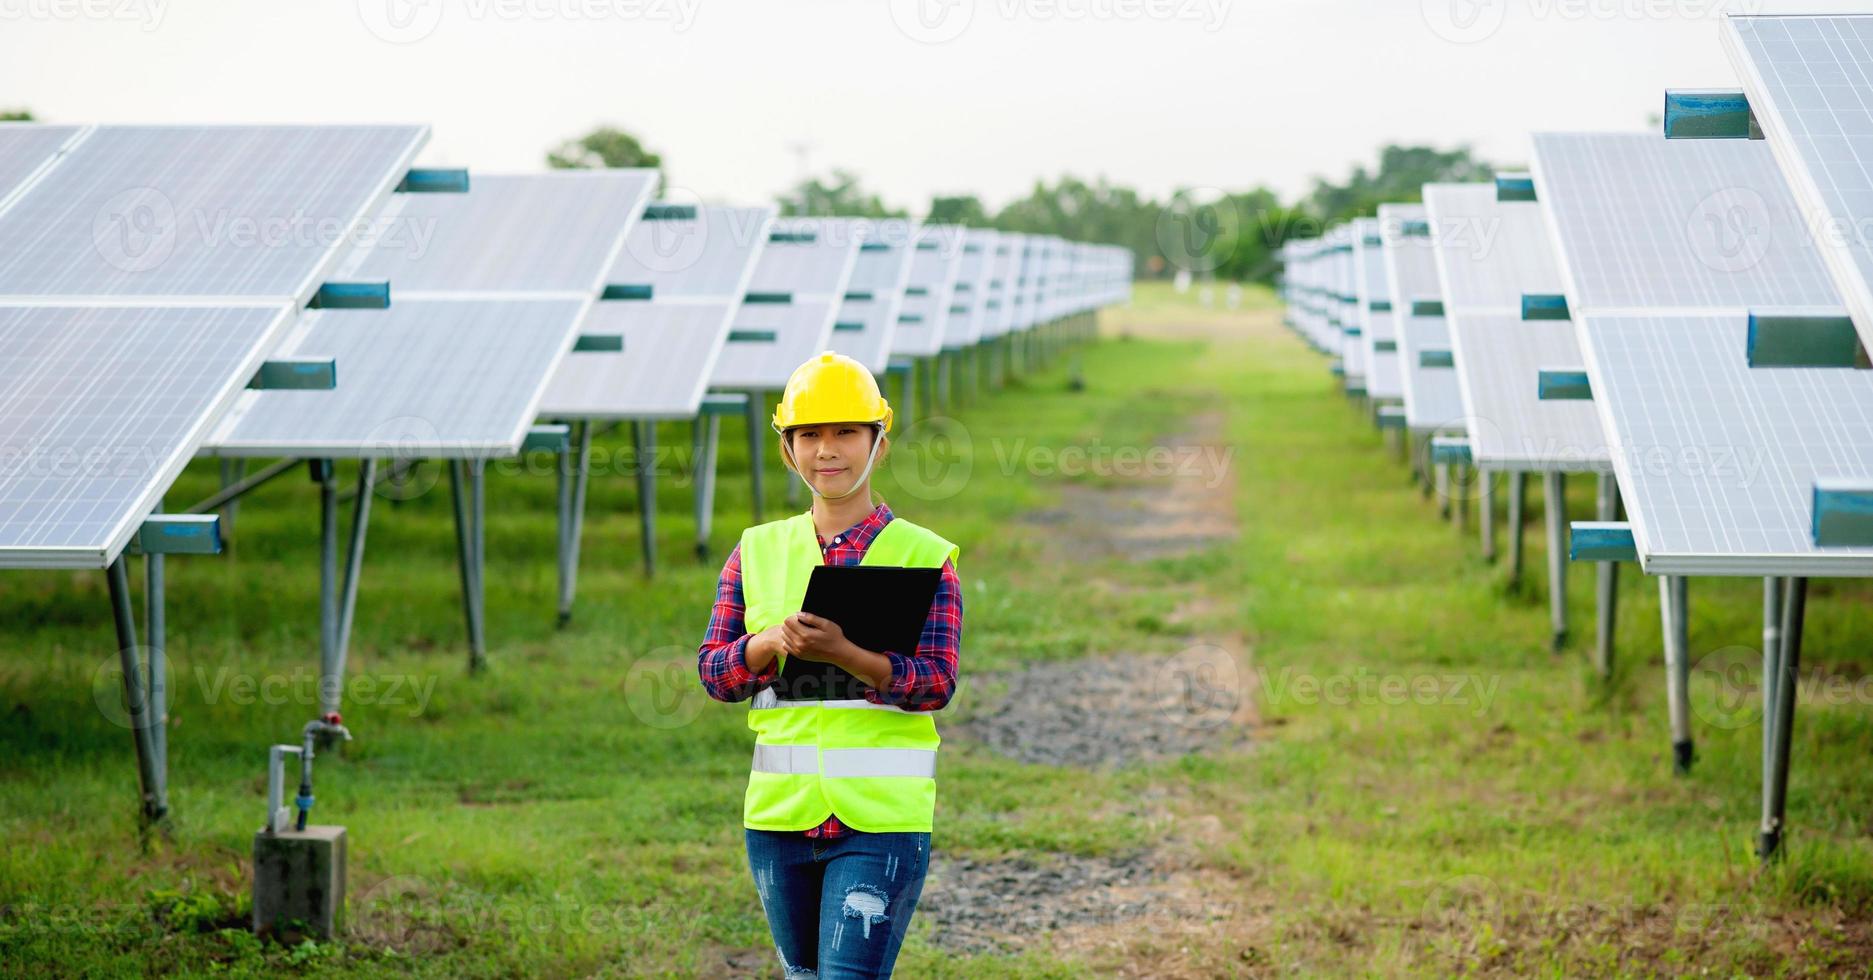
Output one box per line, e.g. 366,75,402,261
1275,13,1873,579
0,122,1134,570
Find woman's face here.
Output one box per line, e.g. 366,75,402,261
786,423,883,497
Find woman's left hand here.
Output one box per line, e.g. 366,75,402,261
781,612,850,663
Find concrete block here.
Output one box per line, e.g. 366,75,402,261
253,825,346,940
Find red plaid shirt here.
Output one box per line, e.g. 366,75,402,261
697,503,963,838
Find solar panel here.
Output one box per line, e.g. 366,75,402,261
209,172,653,455
945,229,999,349
208,299,588,457
712,217,860,389
1352,217,1402,399
827,218,914,374
1379,204,1467,431
339,172,657,294
1580,312,1873,575
1725,13,1873,353
0,304,294,569
1529,132,1839,312
539,205,774,420
981,233,1025,339
890,224,965,357
1423,183,1606,470
0,124,81,206
0,125,426,301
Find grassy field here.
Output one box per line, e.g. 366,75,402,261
2,281,1870,976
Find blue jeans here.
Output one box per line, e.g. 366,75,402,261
744,828,931,978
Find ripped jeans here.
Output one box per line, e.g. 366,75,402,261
744,828,930,979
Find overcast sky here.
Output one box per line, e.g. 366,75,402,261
3,0,1864,213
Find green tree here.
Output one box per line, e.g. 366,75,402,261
1,109,35,121
925,194,989,226
546,125,666,191
1305,144,1494,226
779,169,906,218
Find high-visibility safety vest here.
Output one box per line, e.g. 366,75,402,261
739,511,959,833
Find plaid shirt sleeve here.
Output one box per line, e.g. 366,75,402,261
696,543,779,703
869,557,963,712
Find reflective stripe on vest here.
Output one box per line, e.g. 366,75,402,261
738,511,959,834
753,745,938,779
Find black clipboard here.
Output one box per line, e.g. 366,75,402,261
771,565,942,702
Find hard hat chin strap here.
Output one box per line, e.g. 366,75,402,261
780,425,885,501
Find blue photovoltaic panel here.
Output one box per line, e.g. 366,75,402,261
1726,14,1873,354
1530,131,1839,312
712,299,844,389
340,172,655,294
208,298,588,457
982,233,1025,339
1379,204,1465,432
0,124,80,204
1353,217,1401,399
539,205,774,420
946,229,999,349
890,224,966,357
0,125,427,301
828,219,915,374
745,217,864,298
1581,312,1873,575
0,304,293,568
1423,182,1566,312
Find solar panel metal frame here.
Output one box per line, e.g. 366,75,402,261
205,170,656,457
888,223,966,357
537,204,775,420
1352,217,1402,399
1378,204,1467,432
828,217,915,374
1724,13,1873,355
981,232,1025,339
944,228,1000,349
711,216,862,389
1422,182,1608,472
0,124,84,214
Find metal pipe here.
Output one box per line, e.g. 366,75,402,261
555,427,573,626
145,550,166,778
318,460,339,700
1594,473,1619,679
693,414,721,561
1762,576,1784,789
107,556,166,823
1544,471,1568,650
186,457,298,515
330,458,376,715
1760,576,1807,861
634,420,658,576
1479,468,1495,560
1508,472,1526,588
469,459,486,667
1659,575,1693,773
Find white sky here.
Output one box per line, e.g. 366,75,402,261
2,0,1864,213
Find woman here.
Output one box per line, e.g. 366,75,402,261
697,351,963,979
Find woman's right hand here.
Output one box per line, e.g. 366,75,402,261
745,624,789,673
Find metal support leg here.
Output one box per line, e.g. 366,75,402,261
937,351,951,413
744,394,765,524
692,414,721,560
144,547,166,778
328,459,375,715
450,460,487,672
1762,577,1784,787
218,459,245,539
1760,576,1806,861
1479,469,1496,561
1508,472,1526,588
899,364,917,434
555,426,574,626
1594,472,1618,679
1544,471,1567,650
1659,574,1693,773
633,420,658,576
1435,463,1451,519
108,556,167,823
1455,466,1469,530
317,459,339,697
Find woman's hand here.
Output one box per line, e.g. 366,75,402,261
780,612,852,663
744,624,790,673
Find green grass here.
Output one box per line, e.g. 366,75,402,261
1,280,1868,976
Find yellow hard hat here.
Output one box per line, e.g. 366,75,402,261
771,350,894,435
